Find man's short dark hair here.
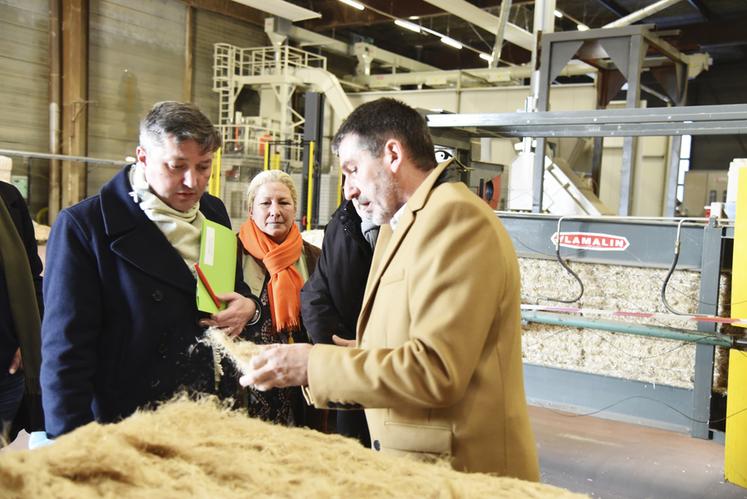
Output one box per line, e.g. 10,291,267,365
139,101,221,154
332,98,437,171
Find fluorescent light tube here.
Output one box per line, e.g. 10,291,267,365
479,53,493,62
394,19,421,33
440,36,463,50
231,0,321,21
554,9,563,18
339,0,365,11
577,23,590,31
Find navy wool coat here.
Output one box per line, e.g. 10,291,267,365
41,165,249,437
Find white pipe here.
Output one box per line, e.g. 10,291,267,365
604,0,683,28
353,60,595,89
295,68,354,118
491,0,512,68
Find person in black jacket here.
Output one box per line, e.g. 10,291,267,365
40,102,259,438
300,180,378,447
0,180,44,445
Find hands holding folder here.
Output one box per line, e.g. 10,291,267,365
196,221,259,338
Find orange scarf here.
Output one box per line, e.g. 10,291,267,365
239,219,304,332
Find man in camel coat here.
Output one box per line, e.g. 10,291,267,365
241,98,539,480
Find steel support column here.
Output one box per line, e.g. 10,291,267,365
619,34,646,216
691,219,722,438
301,92,324,229
531,36,553,212
664,134,682,216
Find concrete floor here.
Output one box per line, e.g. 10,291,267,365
531,405,747,498
4,407,747,498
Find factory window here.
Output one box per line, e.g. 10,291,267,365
676,135,691,203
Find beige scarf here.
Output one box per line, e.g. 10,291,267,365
128,164,204,270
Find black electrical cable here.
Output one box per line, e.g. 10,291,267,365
537,395,747,424
543,217,584,303
661,218,695,315
546,242,585,303
661,240,682,315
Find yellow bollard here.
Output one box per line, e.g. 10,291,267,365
208,147,222,197
337,164,343,207
306,141,315,231
725,166,747,489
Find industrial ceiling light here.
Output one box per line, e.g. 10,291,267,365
440,36,463,49
394,19,421,33
577,23,590,31
339,0,486,60
230,0,320,21
554,9,563,18
339,0,365,11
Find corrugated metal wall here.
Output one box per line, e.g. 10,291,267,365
0,0,49,214
193,8,266,123
87,0,186,194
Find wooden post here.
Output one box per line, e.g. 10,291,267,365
61,0,88,208
183,5,194,102
48,0,62,222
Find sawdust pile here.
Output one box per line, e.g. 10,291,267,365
203,327,260,375
519,258,734,389
0,397,583,499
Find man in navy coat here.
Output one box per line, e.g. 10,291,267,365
41,101,258,438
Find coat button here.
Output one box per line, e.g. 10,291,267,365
152,289,163,302
373,439,381,451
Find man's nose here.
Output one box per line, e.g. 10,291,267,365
344,183,360,201
183,168,197,189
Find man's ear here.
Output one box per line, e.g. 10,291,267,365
383,139,404,174
135,145,147,167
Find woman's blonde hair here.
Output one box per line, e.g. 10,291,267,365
246,170,298,210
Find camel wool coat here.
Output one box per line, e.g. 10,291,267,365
306,160,539,479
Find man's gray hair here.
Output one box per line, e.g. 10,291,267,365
139,101,221,153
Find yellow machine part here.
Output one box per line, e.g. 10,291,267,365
725,167,747,489
208,147,222,197
725,350,747,488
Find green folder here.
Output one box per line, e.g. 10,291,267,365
196,219,237,314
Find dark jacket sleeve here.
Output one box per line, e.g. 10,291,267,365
41,209,103,437
301,221,346,345
0,183,45,432
0,183,43,315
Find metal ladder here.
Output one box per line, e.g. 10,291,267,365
213,43,234,126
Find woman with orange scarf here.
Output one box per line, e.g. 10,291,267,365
237,170,320,426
